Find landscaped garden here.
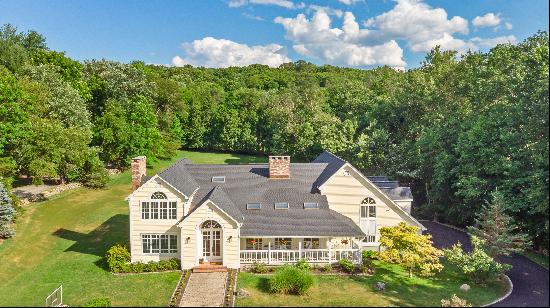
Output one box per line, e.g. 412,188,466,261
236,259,507,307
0,150,265,307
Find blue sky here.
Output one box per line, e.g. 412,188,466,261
0,0,548,69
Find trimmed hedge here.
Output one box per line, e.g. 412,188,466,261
269,266,314,295
105,244,180,273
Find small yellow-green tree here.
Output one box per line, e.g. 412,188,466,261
379,222,444,277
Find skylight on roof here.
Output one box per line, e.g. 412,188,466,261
246,203,261,210
303,202,319,209
212,176,225,183
274,202,289,210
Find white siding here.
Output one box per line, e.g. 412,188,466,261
179,201,240,269
128,177,187,263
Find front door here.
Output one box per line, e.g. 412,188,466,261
200,220,222,262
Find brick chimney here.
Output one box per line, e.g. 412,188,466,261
131,156,146,191
269,156,290,179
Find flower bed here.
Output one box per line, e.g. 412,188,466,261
169,270,191,307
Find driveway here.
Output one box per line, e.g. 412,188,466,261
421,220,549,307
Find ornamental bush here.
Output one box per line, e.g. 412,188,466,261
295,259,311,271
338,258,355,273
104,244,180,273
105,244,130,273
249,261,269,274
0,182,16,238
444,236,511,284
83,297,112,307
441,294,472,307
269,266,314,295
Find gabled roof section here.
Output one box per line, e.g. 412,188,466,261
202,186,243,223
157,158,198,197
313,151,347,189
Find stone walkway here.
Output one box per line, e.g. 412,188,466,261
179,272,228,307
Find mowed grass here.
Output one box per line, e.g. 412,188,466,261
236,261,507,307
0,150,264,307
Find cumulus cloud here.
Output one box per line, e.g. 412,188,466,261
472,13,501,28
308,4,344,18
504,22,513,30
363,0,470,53
228,0,305,9
274,10,405,68
470,35,517,48
171,37,291,68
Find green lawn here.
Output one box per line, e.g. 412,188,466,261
236,261,507,307
523,250,549,270
0,150,264,307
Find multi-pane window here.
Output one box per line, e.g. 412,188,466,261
274,238,292,250
246,203,261,210
142,234,177,254
360,205,376,218
141,201,177,220
303,238,320,249
363,235,376,243
245,238,263,250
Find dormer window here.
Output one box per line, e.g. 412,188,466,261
303,202,319,209
274,202,289,210
247,203,262,210
212,176,225,183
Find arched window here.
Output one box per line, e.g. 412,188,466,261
151,191,167,199
361,197,376,205
201,220,222,229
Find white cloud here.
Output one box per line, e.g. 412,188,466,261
470,35,517,48
308,5,344,18
505,22,513,30
472,13,501,28
363,0,470,53
228,0,305,9
337,0,361,5
274,10,406,68
171,37,291,68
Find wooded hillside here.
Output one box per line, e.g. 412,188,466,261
0,24,548,249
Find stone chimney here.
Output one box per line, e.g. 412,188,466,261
131,156,146,191
269,156,290,179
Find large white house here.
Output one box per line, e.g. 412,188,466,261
126,151,424,270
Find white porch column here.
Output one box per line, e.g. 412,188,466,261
298,241,302,260
328,243,333,263
268,242,271,265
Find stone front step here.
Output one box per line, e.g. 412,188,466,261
192,264,228,273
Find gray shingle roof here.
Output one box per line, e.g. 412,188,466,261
149,151,412,237
157,159,198,197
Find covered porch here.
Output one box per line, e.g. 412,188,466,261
239,237,362,264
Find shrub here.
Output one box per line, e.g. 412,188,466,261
320,264,332,273
295,259,311,271
338,259,355,273
269,266,314,295
362,250,378,261
379,223,444,277
105,244,130,273
0,182,16,239
444,236,511,284
249,261,269,274
441,294,472,307
83,297,112,307
105,244,179,273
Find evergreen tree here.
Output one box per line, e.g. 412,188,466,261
467,190,531,257
0,182,16,238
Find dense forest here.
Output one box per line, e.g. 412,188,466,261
0,24,548,249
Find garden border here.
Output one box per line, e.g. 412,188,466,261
111,269,181,276
168,270,191,307
420,220,514,307
482,274,513,307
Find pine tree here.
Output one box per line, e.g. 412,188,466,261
467,190,531,257
0,182,16,238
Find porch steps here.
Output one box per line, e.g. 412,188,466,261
192,264,228,273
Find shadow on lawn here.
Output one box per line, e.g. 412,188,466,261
53,214,129,268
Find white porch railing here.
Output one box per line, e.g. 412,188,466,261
240,248,361,264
